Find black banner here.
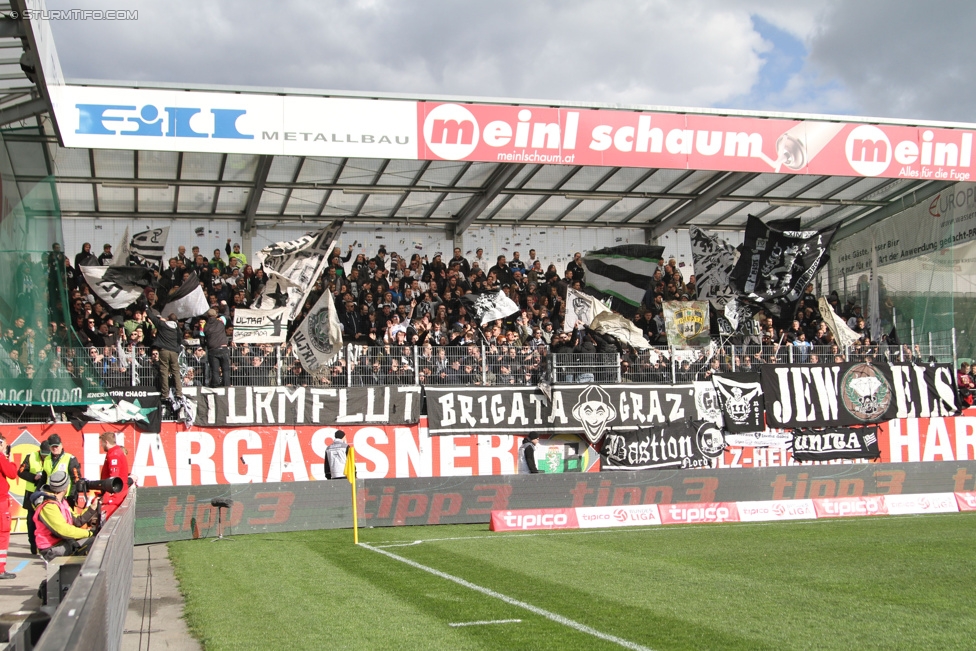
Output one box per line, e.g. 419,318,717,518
762,362,898,428
890,363,959,418
600,420,723,471
730,215,837,304
791,427,880,461
185,386,421,427
425,384,696,440
712,373,764,433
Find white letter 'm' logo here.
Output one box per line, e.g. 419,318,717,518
845,125,891,177
424,104,478,160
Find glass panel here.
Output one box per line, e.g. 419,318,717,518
216,187,250,213
336,158,384,184
256,188,287,214
7,140,49,176
95,185,135,212
180,152,224,180
55,183,95,212
560,166,614,191
92,149,134,178
418,161,467,186
138,186,176,212
454,162,498,187
47,143,91,177
177,186,216,213
394,192,440,218
267,156,301,183
137,151,179,179
283,188,327,214
295,157,343,184
222,154,260,181
376,159,427,186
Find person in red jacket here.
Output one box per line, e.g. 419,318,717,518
0,434,21,578
99,432,129,521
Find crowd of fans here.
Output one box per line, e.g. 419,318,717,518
0,236,950,393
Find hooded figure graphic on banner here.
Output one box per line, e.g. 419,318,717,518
571,385,617,444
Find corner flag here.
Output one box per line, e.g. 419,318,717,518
344,447,359,543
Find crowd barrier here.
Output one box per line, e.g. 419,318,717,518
133,461,976,544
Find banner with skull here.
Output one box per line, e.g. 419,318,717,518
711,373,765,433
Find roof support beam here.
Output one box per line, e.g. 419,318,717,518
454,163,525,234
834,181,952,241
243,155,273,234
0,97,46,126
650,172,759,238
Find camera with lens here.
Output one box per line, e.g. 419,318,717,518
77,477,124,495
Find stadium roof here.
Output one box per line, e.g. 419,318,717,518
5,4,968,241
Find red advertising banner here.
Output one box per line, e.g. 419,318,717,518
954,491,976,511
658,501,739,524
489,507,578,532
419,102,976,181
879,412,976,463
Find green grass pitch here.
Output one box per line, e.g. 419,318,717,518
169,513,976,650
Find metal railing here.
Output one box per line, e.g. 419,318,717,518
0,336,962,391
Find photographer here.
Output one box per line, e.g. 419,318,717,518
17,440,51,555
0,434,18,578
32,470,99,562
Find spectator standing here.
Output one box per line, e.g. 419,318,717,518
518,432,540,474
199,309,230,387
97,243,114,265
147,308,184,401
324,430,349,479
98,432,129,521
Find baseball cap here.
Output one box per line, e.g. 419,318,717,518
46,434,62,446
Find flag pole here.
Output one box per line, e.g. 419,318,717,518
344,447,359,544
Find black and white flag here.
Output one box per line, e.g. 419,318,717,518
712,373,764,433
581,244,664,318
254,221,343,320
730,215,838,304
791,427,880,461
291,291,342,376
689,227,737,310
890,362,959,418
129,227,169,269
80,265,153,309
563,288,608,332
460,290,520,324
232,308,289,344
161,272,210,320
600,420,724,471
717,298,762,337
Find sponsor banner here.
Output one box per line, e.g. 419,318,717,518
185,385,420,427
232,308,289,344
736,499,817,522
490,508,577,532
659,501,739,524
813,495,888,518
882,492,958,515
955,491,976,511
663,301,710,347
576,504,663,528
418,101,976,180
425,383,696,438
601,421,723,471
51,85,419,158
878,411,976,462
712,373,764,433
762,362,898,428
832,183,976,282
791,427,880,462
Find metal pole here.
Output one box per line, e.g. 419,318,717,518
731,345,737,372
346,344,353,386
130,345,137,386
671,346,677,383
928,331,934,361
413,345,420,384
481,343,488,385
616,353,622,382
276,344,283,385
952,327,958,371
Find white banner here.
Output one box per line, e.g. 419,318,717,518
49,85,418,159
232,308,289,343
290,291,342,376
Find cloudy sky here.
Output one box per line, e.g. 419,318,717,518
43,0,976,123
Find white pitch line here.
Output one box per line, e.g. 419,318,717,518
449,619,522,628
369,512,950,548
361,542,655,651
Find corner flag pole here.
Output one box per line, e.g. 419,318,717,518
344,447,359,544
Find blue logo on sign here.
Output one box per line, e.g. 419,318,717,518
75,104,253,139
